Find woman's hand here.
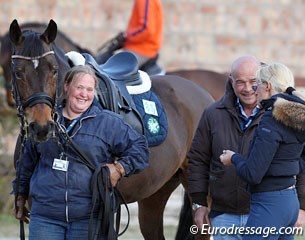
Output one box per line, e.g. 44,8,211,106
220,150,235,166
105,162,125,187
14,195,30,224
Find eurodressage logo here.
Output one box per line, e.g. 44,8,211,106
147,117,160,134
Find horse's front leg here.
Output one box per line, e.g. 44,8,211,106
138,173,181,240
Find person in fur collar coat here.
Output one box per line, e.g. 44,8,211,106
220,62,305,240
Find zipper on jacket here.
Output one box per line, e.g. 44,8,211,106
62,114,95,222
65,170,69,223
69,115,95,138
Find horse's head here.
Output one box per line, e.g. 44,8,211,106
9,19,59,142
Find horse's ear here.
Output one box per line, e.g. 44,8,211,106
40,19,57,44
9,19,25,45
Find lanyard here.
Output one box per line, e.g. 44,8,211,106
66,117,80,134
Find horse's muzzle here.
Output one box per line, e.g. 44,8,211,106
29,120,55,142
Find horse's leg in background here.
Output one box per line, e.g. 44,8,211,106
175,192,194,240
138,171,181,240
175,169,211,240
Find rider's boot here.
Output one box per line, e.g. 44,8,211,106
95,32,125,64
140,54,165,76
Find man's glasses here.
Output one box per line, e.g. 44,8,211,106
230,76,257,89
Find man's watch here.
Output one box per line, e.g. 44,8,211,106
192,203,203,211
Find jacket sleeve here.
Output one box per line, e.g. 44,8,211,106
12,139,39,196
232,118,281,185
110,117,149,176
125,0,158,43
187,110,212,206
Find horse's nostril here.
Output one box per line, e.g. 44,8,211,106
29,122,37,134
29,121,53,142
48,121,55,133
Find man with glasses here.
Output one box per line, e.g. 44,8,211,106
187,55,264,239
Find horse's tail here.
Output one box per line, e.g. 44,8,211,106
175,191,195,240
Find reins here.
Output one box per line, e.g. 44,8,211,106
54,119,130,240
14,123,27,240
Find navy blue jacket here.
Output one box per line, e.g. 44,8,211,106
232,94,305,208
13,102,149,222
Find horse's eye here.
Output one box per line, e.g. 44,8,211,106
14,70,23,80
52,69,58,78
52,65,58,78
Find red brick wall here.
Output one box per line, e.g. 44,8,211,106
1,0,305,78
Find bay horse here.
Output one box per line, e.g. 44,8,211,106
167,69,228,100
9,19,214,240
0,21,92,107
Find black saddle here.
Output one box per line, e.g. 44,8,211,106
100,51,142,86
82,52,144,135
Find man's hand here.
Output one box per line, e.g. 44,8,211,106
296,209,305,228
14,195,30,224
194,206,211,230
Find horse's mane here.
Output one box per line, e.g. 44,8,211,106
20,22,91,53
18,30,47,56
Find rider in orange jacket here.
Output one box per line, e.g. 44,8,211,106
96,0,164,75
124,0,163,66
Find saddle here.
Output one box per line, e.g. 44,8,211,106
67,51,168,146
82,52,145,135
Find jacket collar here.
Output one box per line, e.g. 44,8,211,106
263,94,305,131
220,78,237,109
58,98,102,120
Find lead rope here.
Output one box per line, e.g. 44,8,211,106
54,119,130,240
14,116,28,240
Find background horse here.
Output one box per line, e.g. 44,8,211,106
9,19,214,240
0,21,92,107
167,69,228,100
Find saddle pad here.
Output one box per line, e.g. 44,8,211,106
131,91,168,147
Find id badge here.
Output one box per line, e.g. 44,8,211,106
52,157,69,172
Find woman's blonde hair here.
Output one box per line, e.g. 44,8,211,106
256,62,294,93
256,62,305,101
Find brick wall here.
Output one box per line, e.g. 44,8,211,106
1,0,305,77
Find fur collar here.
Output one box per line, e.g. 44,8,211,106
272,97,305,131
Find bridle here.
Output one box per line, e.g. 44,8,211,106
12,49,59,240
11,50,59,135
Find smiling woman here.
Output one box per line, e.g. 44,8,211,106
62,66,97,120
13,63,150,240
